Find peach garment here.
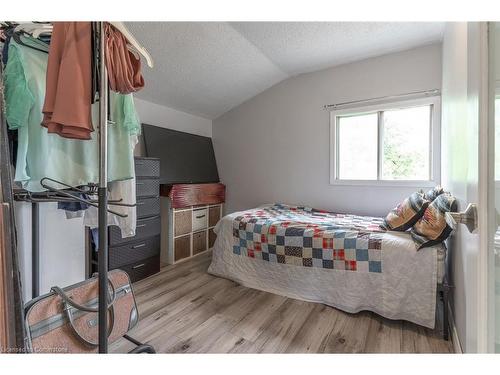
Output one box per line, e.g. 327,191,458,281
104,23,144,94
42,22,93,140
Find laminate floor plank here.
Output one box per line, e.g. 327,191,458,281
230,292,288,342
111,251,454,354
363,314,402,353
250,299,316,353
321,310,372,353
205,331,252,353
285,303,341,353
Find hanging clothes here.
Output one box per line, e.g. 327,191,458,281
83,179,137,238
57,193,89,219
104,23,144,94
1,28,18,168
1,27,13,65
83,89,139,238
3,34,49,187
4,36,140,188
90,22,100,104
42,22,94,140
3,35,140,237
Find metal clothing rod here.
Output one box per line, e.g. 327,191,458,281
40,178,128,217
323,88,441,111
15,184,133,208
40,177,94,194
97,21,109,354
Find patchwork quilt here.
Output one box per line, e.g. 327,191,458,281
209,203,443,328
232,204,386,273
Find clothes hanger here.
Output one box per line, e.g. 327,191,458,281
9,22,51,53
32,28,52,38
40,177,128,217
108,22,154,68
14,22,52,37
11,31,49,54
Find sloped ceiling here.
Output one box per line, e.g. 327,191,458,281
126,22,445,119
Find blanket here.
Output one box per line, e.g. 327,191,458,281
208,204,443,328
232,204,385,273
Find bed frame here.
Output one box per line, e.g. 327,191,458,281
437,280,451,340
437,244,452,341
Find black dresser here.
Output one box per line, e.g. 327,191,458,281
88,157,161,282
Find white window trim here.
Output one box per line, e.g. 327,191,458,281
329,96,441,187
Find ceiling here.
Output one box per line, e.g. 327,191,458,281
127,22,445,120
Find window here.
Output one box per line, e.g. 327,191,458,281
330,97,440,186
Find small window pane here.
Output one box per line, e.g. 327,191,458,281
382,105,431,180
337,113,378,180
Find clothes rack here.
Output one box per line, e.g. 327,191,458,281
6,21,155,354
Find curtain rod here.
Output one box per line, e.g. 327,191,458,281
323,89,441,111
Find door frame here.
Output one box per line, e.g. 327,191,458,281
478,21,494,353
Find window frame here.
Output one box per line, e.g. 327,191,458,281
329,96,441,187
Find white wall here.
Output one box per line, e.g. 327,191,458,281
16,99,212,302
212,44,443,216
15,202,86,301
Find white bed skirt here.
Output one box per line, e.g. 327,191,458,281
208,210,443,329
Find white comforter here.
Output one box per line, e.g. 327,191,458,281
208,208,444,328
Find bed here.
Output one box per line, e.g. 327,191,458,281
208,203,447,330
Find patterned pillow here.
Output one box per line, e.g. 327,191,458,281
423,185,444,202
381,192,430,231
411,192,457,250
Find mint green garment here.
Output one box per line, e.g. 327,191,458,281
3,36,140,192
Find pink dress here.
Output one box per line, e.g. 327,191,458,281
104,23,144,94
42,22,93,140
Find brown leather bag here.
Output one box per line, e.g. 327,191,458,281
24,269,138,353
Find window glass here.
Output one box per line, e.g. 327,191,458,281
337,113,378,180
381,105,431,180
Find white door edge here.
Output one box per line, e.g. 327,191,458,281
477,21,493,353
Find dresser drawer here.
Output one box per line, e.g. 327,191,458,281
110,215,161,246
192,208,208,232
136,196,160,218
135,158,160,178
136,179,159,198
119,255,160,283
192,230,207,255
109,235,160,269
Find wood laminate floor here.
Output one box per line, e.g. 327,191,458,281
110,251,454,353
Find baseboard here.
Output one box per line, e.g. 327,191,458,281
447,301,463,353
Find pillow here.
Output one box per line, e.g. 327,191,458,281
381,192,430,231
411,192,457,250
423,185,444,202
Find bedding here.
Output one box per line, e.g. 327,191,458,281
381,192,430,231
208,203,446,329
423,185,445,202
411,192,456,249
